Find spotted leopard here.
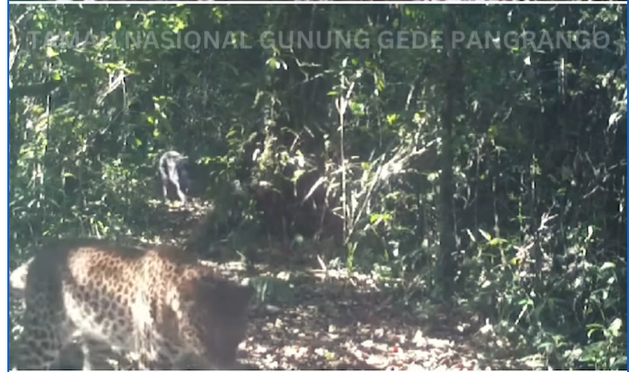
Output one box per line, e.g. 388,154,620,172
10,238,252,370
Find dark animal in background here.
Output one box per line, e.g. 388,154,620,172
159,150,193,204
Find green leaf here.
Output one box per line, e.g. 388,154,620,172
478,229,492,242
608,318,622,337
599,262,615,271
387,114,399,126
45,47,59,58
488,238,508,247
267,58,279,70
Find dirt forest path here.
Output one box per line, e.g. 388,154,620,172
155,200,532,371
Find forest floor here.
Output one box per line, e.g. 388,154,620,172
155,200,540,371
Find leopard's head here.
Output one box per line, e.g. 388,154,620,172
179,275,252,368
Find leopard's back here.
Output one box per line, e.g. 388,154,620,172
25,240,150,349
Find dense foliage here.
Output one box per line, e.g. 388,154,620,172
9,3,627,370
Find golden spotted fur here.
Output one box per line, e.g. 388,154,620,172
10,239,252,370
